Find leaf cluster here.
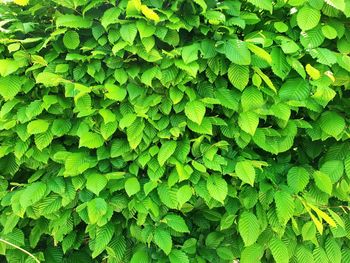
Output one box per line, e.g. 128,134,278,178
0,0,350,262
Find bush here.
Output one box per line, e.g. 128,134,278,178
0,0,350,262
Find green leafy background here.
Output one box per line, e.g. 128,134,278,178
0,0,350,262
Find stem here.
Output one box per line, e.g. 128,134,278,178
0,238,40,263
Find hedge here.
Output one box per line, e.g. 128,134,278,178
0,0,350,262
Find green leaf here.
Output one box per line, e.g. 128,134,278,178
238,211,260,246
297,6,321,31
274,190,295,224
185,100,206,125
164,214,190,233
169,250,189,263
127,118,144,149
325,0,345,11
120,23,138,44
241,87,264,112
87,198,108,224
220,214,235,230
271,47,291,80
313,247,328,263
228,64,249,91
125,177,140,196
216,247,235,261
247,0,273,12
300,26,325,48
238,111,259,136
101,7,120,29
158,141,177,166
206,175,228,204
86,173,108,196
105,83,127,101
130,246,150,263
136,20,156,38
224,39,251,65
215,88,239,110
0,59,20,76
20,182,47,208
182,44,199,64
35,131,53,150
279,78,310,101
36,72,64,87
63,30,80,49
269,237,289,263
313,171,332,195
154,228,172,255
302,221,316,241
27,120,50,134
191,1,207,11
141,5,160,22
235,161,256,186
322,25,337,39
56,14,93,28
310,48,337,66
158,183,178,209
0,76,23,101
205,232,225,248
176,185,192,208
325,239,341,263
92,223,114,258
110,139,130,158
253,67,277,92
247,43,272,64
319,111,345,138
240,244,264,263
287,167,309,193
79,132,104,149
296,245,314,263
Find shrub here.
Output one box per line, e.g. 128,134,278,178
0,0,350,262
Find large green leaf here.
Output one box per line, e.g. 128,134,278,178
228,64,249,90
163,214,190,233
27,120,50,134
158,141,177,166
154,228,172,255
279,78,310,101
92,223,114,258
235,160,256,186
0,59,20,76
238,111,259,136
287,167,309,193
269,237,289,263
127,118,145,149
124,177,140,196
63,31,80,49
0,76,23,101
120,23,138,44
86,173,108,196
319,111,345,138
297,6,321,31
271,47,291,80
206,175,228,204
247,0,273,12
238,211,260,246
224,39,251,65
274,190,295,224
79,132,104,149
56,14,93,28
185,100,206,125
169,250,189,263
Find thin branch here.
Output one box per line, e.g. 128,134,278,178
0,238,40,263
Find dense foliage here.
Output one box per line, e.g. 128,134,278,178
0,0,350,262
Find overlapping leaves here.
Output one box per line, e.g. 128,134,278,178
0,0,349,262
